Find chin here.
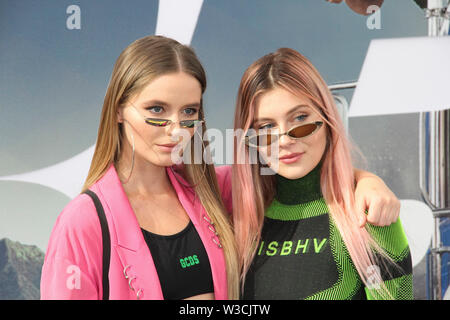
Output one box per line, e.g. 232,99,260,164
273,165,309,180
148,154,180,168
273,155,324,180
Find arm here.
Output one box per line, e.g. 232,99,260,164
41,256,99,300
364,219,413,300
40,196,102,300
354,169,401,227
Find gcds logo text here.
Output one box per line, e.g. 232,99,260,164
180,255,199,268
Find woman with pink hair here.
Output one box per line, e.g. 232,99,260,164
232,48,412,299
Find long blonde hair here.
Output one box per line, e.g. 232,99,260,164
233,48,396,299
82,35,239,299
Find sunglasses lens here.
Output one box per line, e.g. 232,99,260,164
180,120,193,128
145,119,202,128
247,134,275,147
180,120,202,128
246,122,322,146
146,119,169,126
289,123,319,138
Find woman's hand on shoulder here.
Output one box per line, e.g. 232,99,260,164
354,169,400,227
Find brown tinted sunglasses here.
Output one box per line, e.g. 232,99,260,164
245,121,323,147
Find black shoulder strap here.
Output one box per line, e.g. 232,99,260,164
83,189,111,300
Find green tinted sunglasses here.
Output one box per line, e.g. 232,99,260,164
130,104,204,128
144,118,204,128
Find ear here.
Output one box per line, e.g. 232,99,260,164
117,106,124,124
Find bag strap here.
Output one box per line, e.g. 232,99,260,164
83,189,111,300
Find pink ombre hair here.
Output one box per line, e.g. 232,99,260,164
232,48,395,298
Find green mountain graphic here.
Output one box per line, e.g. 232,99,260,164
0,238,44,300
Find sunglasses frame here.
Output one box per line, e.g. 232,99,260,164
244,121,324,148
144,118,204,128
129,103,204,129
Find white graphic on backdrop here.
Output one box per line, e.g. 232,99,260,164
156,0,204,45
399,200,433,267
0,146,94,199
0,0,204,199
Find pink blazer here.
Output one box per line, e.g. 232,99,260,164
40,164,233,300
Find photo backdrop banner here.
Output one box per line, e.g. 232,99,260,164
0,0,437,300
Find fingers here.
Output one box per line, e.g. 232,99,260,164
387,196,401,224
355,197,367,228
365,195,400,227
353,173,400,227
378,195,400,225
358,212,367,228
366,196,384,226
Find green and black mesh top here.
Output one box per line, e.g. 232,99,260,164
243,165,413,300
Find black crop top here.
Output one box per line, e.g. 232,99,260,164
141,220,214,300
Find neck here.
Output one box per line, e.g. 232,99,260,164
116,151,172,198
275,163,322,205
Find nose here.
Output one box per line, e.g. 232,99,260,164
165,118,181,136
278,133,295,146
278,124,295,147
166,119,189,145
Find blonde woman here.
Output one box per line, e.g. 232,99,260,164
40,35,238,300
40,36,401,300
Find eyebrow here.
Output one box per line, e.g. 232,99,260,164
140,100,201,109
253,104,310,125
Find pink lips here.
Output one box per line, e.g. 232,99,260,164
156,143,178,152
279,152,304,164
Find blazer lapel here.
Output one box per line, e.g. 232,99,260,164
93,164,227,300
94,164,163,299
